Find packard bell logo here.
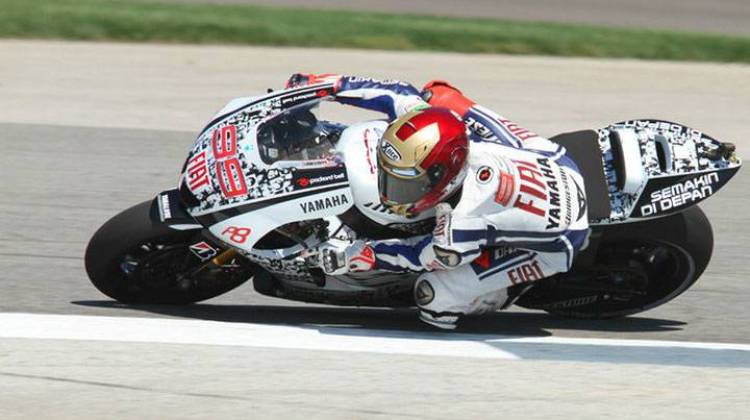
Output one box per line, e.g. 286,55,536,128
297,177,310,187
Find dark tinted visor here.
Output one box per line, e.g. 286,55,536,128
379,165,444,205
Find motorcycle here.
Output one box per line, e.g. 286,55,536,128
85,83,742,320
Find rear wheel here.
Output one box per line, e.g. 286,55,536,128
515,206,712,318
85,200,253,304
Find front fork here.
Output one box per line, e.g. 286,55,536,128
176,232,241,290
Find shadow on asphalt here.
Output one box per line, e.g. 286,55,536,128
71,300,686,338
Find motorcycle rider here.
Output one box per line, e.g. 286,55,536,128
288,73,590,329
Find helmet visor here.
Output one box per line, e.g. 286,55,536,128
379,165,444,206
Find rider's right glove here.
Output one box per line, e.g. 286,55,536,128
286,73,342,90
314,239,376,275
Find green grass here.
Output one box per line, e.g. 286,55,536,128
2,0,750,62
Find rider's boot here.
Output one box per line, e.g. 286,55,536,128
418,309,459,330
414,278,460,330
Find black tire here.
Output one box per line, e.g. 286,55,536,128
516,206,713,319
85,200,252,304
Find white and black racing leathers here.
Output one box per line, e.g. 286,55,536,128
327,75,590,328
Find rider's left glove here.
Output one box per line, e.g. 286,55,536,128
286,73,342,90
315,239,376,275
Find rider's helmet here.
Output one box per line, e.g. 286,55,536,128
377,107,469,217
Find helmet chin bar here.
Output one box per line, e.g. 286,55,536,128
381,163,468,217
383,202,417,218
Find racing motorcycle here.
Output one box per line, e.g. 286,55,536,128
85,83,742,320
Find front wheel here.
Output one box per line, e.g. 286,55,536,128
515,206,713,319
85,200,253,304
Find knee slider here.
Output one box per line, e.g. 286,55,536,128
414,277,436,308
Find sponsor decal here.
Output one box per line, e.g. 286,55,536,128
537,158,571,229
159,194,172,220
507,260,545,284
464,116,497,141
307,172,347,185
473,250,493,270
381,141,402,162
619,120,702,139
221,226,252,244
511,159,547,217
509,158,572,229
299,193,350,213
296,177,310,187
572,176,587,222
186,151,210,192
496,117,537,141
281,91,318,105
637,172,719,217
543,295,599,310
473,247,518,270
415,280,435,306
476,166,494,184
189,241,218,261
346,76,409,87
316,89,329,97
363,128,376,174
494,170,515,206
433,212,450,244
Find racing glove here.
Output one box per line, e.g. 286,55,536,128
421,80,475,118
314,239,376,275
286,73,342,90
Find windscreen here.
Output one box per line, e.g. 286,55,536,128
257,102,337,165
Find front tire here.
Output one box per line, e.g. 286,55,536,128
85,200,252,304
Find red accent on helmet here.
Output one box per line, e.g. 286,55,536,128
395,121,418,141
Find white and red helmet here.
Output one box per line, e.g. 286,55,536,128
377,107,469,216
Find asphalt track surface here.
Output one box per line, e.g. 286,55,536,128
167,0,750,36
1,41,749,418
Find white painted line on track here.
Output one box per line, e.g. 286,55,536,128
0,313,518,360
1,313,749,366
484,336,750,352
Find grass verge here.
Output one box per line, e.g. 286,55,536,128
2,0,750,62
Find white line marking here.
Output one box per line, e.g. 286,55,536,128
485,336,750,352
0,313,519,360
1,313,748,362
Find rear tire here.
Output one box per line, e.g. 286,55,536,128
85,200,252,304
516,206,713,318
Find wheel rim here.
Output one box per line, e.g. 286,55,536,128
598,240,696,311
115,238,251,300
519,239,698,317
